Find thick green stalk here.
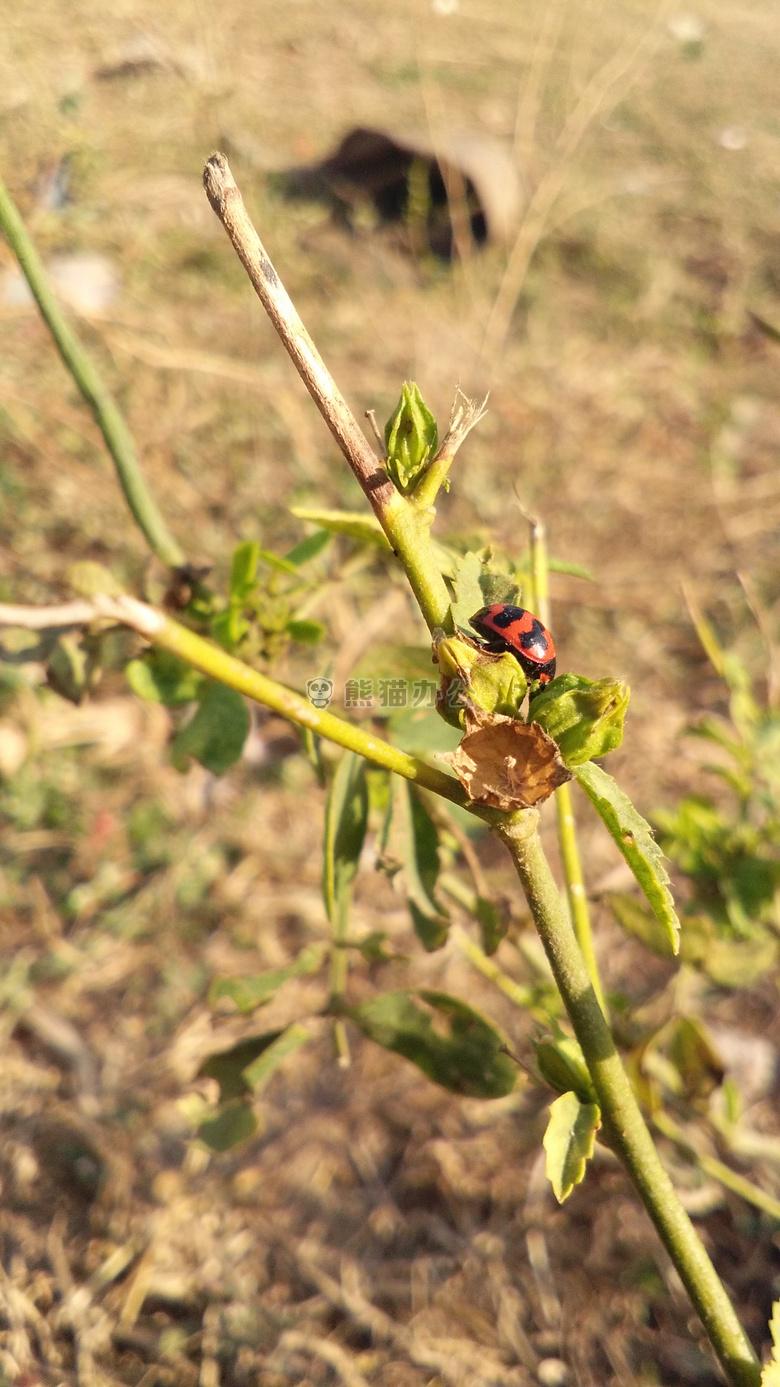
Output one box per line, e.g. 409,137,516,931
497,812,761,1387
0,175,185,569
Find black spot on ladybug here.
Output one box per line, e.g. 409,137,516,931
470,603,557,688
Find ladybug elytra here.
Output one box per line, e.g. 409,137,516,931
470,603,556,688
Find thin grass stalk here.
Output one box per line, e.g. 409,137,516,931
0,174,185,569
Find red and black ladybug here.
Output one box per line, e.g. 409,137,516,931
470,604,556,688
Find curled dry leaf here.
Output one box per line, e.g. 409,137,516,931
443,708,571,810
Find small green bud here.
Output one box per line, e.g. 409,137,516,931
529,672,629,766
534,1033,597,1104
435,635,526,726
384,382,438,495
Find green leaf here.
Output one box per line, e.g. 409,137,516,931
763,1300,780,1385
285,530,332,566
534,1029,597,1104
242,1023,311,1092
289,506,392,551
210,943,328,1014
547,558,595,581
323,751,369,930
349,989,517,1097
171,681,250,774
199,1031,288,1099
229,540,259,602
448,551,487,635
286,618,326,645
257,547,300,575
387,705,463,755
126,649,204,707
475,895,507,955
197,1099,258,1152
47,633,90,705
530,673,629,765
479,572,521,607
384,382,439,494
543,1091,601,1202
66,560,121,597
609,893,675,959
575,761,680,954
400,782,449,950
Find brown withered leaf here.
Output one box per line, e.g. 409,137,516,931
443,709,571,810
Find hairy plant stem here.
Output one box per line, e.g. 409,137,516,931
497,812,760,1387
0,174,185,569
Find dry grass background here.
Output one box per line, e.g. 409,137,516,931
1,1,780,1384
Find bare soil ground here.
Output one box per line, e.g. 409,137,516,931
1,2,780,1384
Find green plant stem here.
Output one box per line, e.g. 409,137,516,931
498,811,760,1387
199,155,760,1382
0,174,185,569
525,509,607,1019
203,154,452,634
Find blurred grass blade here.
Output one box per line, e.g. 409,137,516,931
210,944,327,1014
0,173,185,568
323,751,369,930
348,988,517,1097
241,1023,311,1092
575,761,680,954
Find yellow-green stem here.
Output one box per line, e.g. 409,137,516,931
499,812,760,1387
126,600,481,813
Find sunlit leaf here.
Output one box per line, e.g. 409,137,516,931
289,506,392,551
171,681,250,774
575,761,680,954
349,989,517,1097
210,943,327,1014
229,540,259,603
449,551,487,635
287,618,326,644
543,1091,601,1202
126,648,204,707
285,529,332,566
534,1028,597,1104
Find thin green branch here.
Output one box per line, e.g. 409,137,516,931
523,506,607,1018
0,594,481,814
0,174,185,569
498,813,760,1387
